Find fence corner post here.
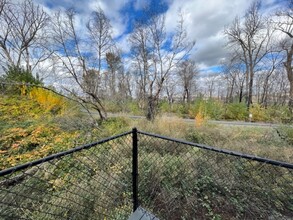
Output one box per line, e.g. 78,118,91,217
132,128,139,212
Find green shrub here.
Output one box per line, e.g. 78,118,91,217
188,99,224,120
224,102,248,120
2,66,42,94
158,101,171,113
175,104,189,118
127,101,143,115
205,99,224,120
101,117,130,135
266,106,291,123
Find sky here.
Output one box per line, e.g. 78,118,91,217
34,0,285,73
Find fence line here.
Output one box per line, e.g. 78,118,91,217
0,130,132,177
137,130,293,169
0,128,292,219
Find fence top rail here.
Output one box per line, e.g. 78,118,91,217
0,130,132,177
1,128,293,178
137,130,293,170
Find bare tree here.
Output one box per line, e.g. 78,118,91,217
130,11,195,120
225,1,272,110
105,51,120,96
221,56,246,103
177,60,198,104
164,75,178,107
87,8,113,96
0,0,49,71
205,73,218,99
49,9,107,120
129,24,149,110
258,50,283,107
273,0,293,114
0,0,6,16
270,69,289,105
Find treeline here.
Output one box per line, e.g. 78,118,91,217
0,0,292,122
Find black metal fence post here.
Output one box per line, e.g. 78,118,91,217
132,128,139,212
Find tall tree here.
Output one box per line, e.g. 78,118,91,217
87,8,113,96
259,50,283,107
106,51,120,96
225,1,272,110
0,0,49,71
164,76,178,107
273,0,293,114
177,60,198,104
221,56,246,103
130,12,195,120
50,9,108,120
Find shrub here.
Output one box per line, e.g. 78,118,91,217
127,101,143,115
2,66,42,94
188,99,224,120
205,99,224,120
101,117,130,135
29,87,66,114
249,104,269,122
158,101,171,113
176,104,189,118
224,102,248,120
266,106,291,123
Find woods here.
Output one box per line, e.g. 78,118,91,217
0,0,292,122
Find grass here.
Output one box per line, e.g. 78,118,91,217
0,95,293,219
129,115,293,163
0,95,103,169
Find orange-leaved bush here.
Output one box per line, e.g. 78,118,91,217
195,103,208,127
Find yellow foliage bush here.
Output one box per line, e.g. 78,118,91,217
29,87,66,114
195,103,208,127
249,104,269,122
195,111,205,127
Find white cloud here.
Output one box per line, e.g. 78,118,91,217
88,0,130,38
35,0,130,38
33,0,285,73
164,0,257,67
116,34,132,53
133,0,149,10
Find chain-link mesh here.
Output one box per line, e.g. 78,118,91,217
0,132,133,220
137,131,293,220
1,129,293,220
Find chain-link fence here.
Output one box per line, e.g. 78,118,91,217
0,128,293,219
0,131,133,220
137,130,293,219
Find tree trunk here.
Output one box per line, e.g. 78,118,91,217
229,81,234,103
183,89,186,103
239,85,243,103
247,62,254,109
186,89,190,104
146,96,156,121
261,76,269,107
289,79,293,115
285,44,293,117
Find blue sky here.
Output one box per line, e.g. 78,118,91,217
34,0,285,73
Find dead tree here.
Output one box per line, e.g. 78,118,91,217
273,0,293,114
177,60,198,104
225,1,272,110
49,9,107,120
130,11,195,121
0,0,49,71
87,8,114,96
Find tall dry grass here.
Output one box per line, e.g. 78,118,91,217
128,115,292,163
